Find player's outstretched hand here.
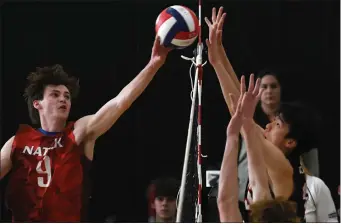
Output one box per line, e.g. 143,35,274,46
150,36,172,67
240,74,263,120
205,7,226,66
228,74,263,135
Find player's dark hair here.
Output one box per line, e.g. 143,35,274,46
278,102,319,153
153,177,180,200
23,64,79,125
256,68,282,86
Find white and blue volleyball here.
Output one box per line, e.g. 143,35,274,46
155,5,199,49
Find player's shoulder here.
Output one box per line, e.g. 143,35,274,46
14,123,37,135
17,123,32,129
72,115,94,145
8,135,15,142
2,136,15,148
306,174,331,195
306,174,326,187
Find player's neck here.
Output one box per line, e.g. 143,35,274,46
39,116,66,132
261,102,279,120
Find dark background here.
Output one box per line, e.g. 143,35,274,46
0,0,339,222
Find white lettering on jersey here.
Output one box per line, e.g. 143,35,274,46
22,137,63,156
23,146,34,154
20,137,64,188
54,137,63,148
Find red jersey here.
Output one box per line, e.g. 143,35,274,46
5,122,90,222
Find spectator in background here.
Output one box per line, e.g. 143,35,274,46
299,157,338,222
146,178,179,223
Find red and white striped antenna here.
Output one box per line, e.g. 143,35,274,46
176,0,206,222
195,0,204,222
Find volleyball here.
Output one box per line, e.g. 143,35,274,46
155,5,199,49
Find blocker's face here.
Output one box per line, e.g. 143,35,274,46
263,115,292,153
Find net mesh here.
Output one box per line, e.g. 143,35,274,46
179,95,199,222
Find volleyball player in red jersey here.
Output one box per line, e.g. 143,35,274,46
0,36,172,222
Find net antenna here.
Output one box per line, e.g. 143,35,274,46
176,0,207,222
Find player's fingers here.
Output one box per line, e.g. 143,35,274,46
205,17,212,27
212,7,217,23
217,13,226,31
248,73,255,92
209,25,217,43
240,75,246,94
216,6,224,22
256,86,264,99
253,78,261,96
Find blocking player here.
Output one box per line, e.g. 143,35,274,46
218,74,301,222
205,6,324,221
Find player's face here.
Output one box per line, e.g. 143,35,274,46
260,75,281,106
153,196,177,221
264,116,292,153
39,85,71,121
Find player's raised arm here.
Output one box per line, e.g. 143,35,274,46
73,37,172,143
240,75,293,199
237,75,272,201
256,133,294,198
205,7,241,115
205,18,239,115
217,93,243,222
0,136,14,179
